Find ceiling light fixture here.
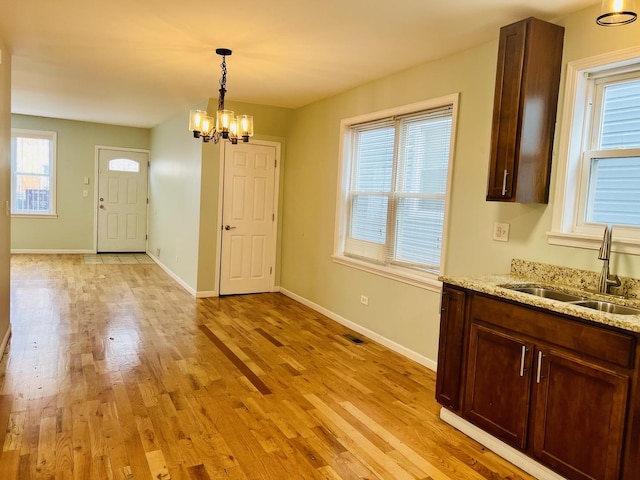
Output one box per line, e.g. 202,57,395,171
189,48,253,144
597,0,637,25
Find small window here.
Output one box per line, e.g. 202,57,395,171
108,158,140,172
334,95,458,289
550,49,640,252
10,129,57,216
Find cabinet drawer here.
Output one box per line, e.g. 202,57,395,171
470,295,635,369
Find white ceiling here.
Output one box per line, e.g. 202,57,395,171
0,0,598,129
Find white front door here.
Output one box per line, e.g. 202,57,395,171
97,147,149,252
219,143,277,295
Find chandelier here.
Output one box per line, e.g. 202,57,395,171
597,0,637,25
189,48,254,144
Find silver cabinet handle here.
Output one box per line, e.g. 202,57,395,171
501,169,509,196
536,351,544,383
519,345,527,377
224,225,236,231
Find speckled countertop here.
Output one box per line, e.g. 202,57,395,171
440,259,640,333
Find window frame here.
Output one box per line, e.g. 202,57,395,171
549,46,640,255
10,128,58,218
333,94,459,291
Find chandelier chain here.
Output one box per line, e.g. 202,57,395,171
218,56,228,112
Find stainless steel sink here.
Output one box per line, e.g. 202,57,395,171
570,300,640,315
506,286,587,302
502,284,640,315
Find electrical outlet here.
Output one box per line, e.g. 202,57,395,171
493,223,510,242
360,295,369,305
155,248,160,257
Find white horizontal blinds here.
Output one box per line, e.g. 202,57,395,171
345,106,453,273
349,121,394,246
586,156,640,226
12,134,53,214
600,79,640,148
586,78,640,226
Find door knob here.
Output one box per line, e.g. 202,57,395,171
224,225,236,230
100,197,104,202
100,205,105,209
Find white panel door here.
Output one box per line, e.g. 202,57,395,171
97,148,149,252
220,143,276,295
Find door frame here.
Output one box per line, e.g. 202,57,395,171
214,139,281,296
93,145,151,253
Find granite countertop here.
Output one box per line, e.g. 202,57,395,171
440,259,640,333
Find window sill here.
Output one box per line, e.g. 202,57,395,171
546,230,640,256
11,214,58,219
331,254,442,292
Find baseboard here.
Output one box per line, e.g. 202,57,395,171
196,291,218,298
279,287,437,372
11,249,95,254
146,252,197,297
0,325,10,357
439,408,567,480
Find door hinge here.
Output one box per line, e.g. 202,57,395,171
272,213,275,221
270,267,273,274
146,198,149,204
146,234,148,240
275,159,277,168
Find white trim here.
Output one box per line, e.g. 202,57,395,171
332,254,442,292
94,146,151,254
216,140,281,296
279,287,437,371
196,290,218,298
10,214,58,219
440,409,567,480
146,251,197,296
0,325,11,357
11,249,94,254
546,230,640,255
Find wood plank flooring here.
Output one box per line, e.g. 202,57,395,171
0,254,535,479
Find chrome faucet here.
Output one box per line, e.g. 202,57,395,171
598,225,621,294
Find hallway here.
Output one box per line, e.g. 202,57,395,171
0,255,532,479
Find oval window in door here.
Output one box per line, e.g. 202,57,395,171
108,158,140,172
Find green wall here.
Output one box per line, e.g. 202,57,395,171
0,34,11,350
279,4,640,366
10,115,150,251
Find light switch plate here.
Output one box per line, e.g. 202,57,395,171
493,223,510,242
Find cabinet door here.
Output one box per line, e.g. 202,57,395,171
435,287,466,411
532,348,629,480
463,324,533,449
486,20,525,201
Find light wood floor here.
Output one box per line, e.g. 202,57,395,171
0,254,534,479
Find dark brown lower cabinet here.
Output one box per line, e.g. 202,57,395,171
464,324,533,449
435,286,467,411
436,284,639,480
532,348,628,480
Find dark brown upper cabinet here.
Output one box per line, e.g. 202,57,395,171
486,17,564,203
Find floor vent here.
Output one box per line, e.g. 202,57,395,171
343,334,365,344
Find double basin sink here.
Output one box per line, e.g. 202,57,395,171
504,285,640,315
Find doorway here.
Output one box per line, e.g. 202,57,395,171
96,147,149,253
218,141,280,295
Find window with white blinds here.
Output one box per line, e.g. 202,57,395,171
549,50,640,253
335,96,458,285
580,73,640,228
